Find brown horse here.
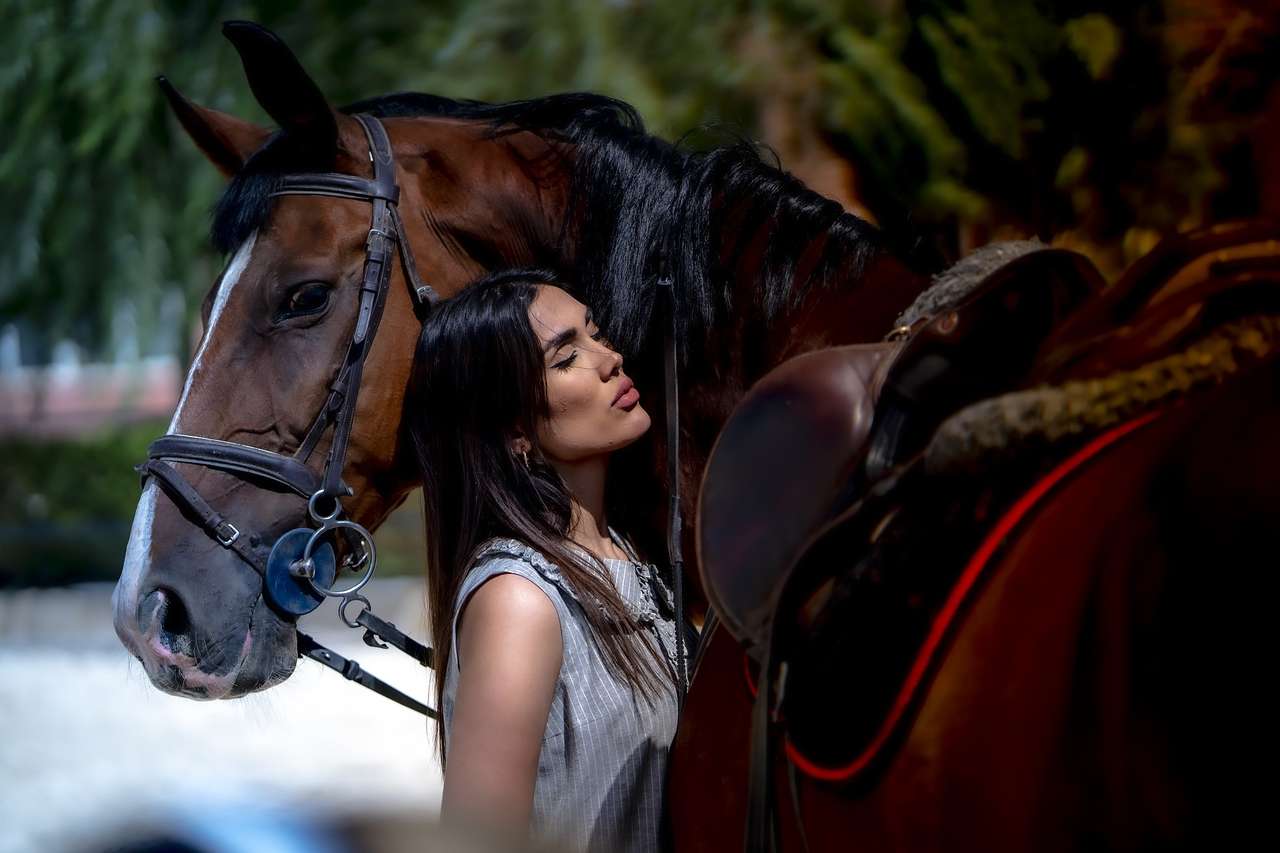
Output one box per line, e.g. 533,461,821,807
112,22,925,701
669,223,1280,850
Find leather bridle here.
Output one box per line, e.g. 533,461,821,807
138,114,441,716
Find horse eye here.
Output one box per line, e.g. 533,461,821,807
278,282,331,321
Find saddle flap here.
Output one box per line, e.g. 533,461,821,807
698,344,895,654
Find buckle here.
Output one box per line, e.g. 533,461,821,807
365,226,393,251
215,521,240,546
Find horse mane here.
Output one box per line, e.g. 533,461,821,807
211,91,887,359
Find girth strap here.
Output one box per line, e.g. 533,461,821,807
745,629,780,852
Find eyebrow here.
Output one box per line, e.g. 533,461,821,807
542,306,594,355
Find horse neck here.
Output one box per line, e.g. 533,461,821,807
405,126,574,285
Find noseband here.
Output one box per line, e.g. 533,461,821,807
137,115,440,716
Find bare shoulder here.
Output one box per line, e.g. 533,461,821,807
446,573,564,824
457,572,563,673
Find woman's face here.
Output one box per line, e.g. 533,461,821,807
526,285,651,463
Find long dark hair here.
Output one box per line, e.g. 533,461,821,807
407,267,673,757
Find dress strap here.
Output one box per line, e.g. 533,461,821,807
607,527,642,563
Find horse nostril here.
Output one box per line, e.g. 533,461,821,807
161,590,191,633
141,587,196,659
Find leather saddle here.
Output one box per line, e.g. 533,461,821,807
699,243,1105,655
698,220,1280,780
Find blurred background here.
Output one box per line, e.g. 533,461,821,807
1,0,1277,850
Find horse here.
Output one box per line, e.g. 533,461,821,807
668,221,1280,850
111,21,926,703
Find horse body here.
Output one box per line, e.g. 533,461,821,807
113,23,925,702
671,225,1280,849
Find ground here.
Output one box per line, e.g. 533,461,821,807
0,578,441,853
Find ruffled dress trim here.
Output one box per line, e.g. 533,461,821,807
471,536,675,627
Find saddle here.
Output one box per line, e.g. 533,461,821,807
699,242,1106,655
698,221,1280,790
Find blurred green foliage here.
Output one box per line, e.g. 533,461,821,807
0,0,751,361
3,0,1274,355
0,420,159,585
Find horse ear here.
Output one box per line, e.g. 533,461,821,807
157,77,270,177
221,20,338,156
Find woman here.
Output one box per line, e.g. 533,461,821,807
407,267,689,852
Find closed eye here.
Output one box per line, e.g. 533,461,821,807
275,281,332,323
560,325,613,365
552,328,613,370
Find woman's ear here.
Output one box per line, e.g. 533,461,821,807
510,435,532,456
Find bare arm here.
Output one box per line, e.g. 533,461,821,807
441,573,563,833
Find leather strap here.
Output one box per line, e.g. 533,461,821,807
139,459,266,574
274,115,437,317
745,630,779,852
274,175,397,203
149,434,337,498
658,275,689,702
297,632,437,718
388,203,439,315
355,607,435,668
275,115,424,500
293,368,349,464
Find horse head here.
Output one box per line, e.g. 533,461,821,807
112,21,570,700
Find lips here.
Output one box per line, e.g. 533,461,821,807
612,377,639,409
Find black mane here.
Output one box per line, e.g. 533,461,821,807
211,90,886,360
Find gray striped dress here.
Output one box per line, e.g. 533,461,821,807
441,536,689,852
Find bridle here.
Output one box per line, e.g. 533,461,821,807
137,112,691,719
137,114,441,716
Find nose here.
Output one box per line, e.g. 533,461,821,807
602,347,622,379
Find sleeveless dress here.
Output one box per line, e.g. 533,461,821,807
441,536,691,852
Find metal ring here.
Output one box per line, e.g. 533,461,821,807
300,520,377,598
339,594,372,629
307,491,342,523
340,540,370,572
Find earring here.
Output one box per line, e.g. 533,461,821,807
520,448,530,469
